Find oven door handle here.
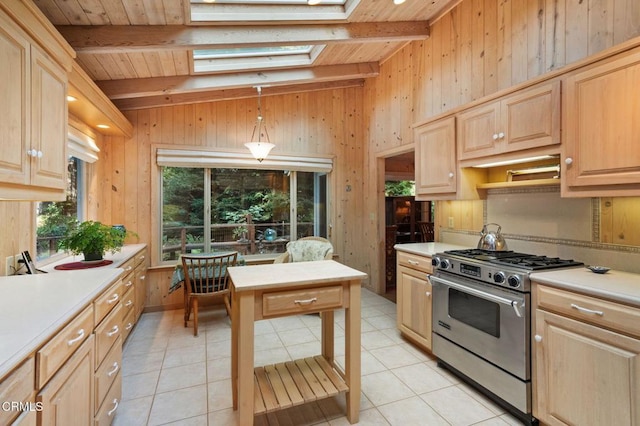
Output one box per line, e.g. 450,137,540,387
429,274,525,318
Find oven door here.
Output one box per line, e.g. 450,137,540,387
430,272,530,380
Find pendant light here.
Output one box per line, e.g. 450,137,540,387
245,86,275,162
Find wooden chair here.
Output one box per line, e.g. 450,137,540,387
181,252,237,336
273,236,333,263
418,221,435,242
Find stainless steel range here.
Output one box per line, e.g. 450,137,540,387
429,249,583,425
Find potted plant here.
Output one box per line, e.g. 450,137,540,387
59,220,128,261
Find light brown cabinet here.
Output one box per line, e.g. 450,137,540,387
457,81,560,162
533,284,640,425
414,116,458,199
562,47,640,197
0,8,68,201
396,251,433,351
37,336,95,426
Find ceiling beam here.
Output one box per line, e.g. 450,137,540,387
97,62,379,100
113,79,366,110
56,22,429,54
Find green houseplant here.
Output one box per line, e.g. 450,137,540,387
59,220,127,261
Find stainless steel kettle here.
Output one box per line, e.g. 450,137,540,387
477,223,508,251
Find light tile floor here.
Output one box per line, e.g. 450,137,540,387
114,288,523,425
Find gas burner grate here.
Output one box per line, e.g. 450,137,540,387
490,256,583,270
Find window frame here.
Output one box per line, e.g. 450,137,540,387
152,144,334,266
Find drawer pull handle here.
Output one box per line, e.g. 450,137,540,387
125,322,133,330
294,297,317,306
107,361,119,377
107,399,119,417
407,260,420,265
140,275,146,280
107,294,119,304
125,280,133,287
534,335,543,342
570,303,604,316
67,329,85,346
425,291,431,297
107,325,120,337
125,266,133,272
125,300,133,307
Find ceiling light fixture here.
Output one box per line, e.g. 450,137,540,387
393,0,406,4
245,86,275,162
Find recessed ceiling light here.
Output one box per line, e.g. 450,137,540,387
308,0,321,4
67,95,77,102
96,124,110,129
393,0,406,4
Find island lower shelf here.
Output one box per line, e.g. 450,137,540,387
254,355,348,415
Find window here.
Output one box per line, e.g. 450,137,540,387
193,45,323,74
36,157,85,261
161,167,328,261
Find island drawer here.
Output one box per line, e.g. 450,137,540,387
94,279,122,326
536,284,640,338
37,304,94,388
95,303,123,369
397,251,432,273
262,286,344,317
0,357,35,425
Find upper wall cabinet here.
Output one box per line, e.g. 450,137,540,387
0,4,73,201
457,81,561,163
562,47,640,197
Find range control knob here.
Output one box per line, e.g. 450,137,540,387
493,271,506,284
508,275,521,288
440,259,451,270
431,257,440,267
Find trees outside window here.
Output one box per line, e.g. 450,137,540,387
162,167,327,261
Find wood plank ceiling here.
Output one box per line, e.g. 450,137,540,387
34,0,459,110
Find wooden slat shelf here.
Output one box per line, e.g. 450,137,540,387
254,355,348,415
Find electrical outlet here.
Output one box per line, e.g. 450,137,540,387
448,216,454,228
5,256,14,276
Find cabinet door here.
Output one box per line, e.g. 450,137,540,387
502,81,560,154
37,335,94,426
415,116,456,197
563,49,640,193
534,310,640,426
397,265,432,350
135,262,147,319
0,11,30,185
30,47,67,189
457,101,501,160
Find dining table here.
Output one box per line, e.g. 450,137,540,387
227,259,367,425
168,251,245,294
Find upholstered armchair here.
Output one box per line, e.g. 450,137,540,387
273,236,333,263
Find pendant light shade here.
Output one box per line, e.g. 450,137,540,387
245,86,275,162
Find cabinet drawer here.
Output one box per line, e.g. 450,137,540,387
37,304,93,389
122,307,136,343
121,271,135,294
121,286,135,316
0,358,35,425
94,337,122,414
94,372,122,426
135,249,147,267
397,251,433,274
536,285,640,338
263,286,344,317
120,257,136,276
94,279,123,326
95,303,123,369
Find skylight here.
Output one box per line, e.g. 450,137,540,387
190,0,358,22
193,45,323,73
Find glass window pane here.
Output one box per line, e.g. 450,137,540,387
297,171,327,239
162,167,205,260
36,157,81,261
211,169,290,255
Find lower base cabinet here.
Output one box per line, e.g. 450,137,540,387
37,336,94,426
533,284,640,425
396,251,433,351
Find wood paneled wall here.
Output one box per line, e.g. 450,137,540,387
91,88,367,309
364,0,640,292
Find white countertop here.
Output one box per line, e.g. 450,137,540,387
393,242,469,257
0,244,146,380
228,260,367,292
530,267,640,307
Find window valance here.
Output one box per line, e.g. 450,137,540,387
156,147,333,173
